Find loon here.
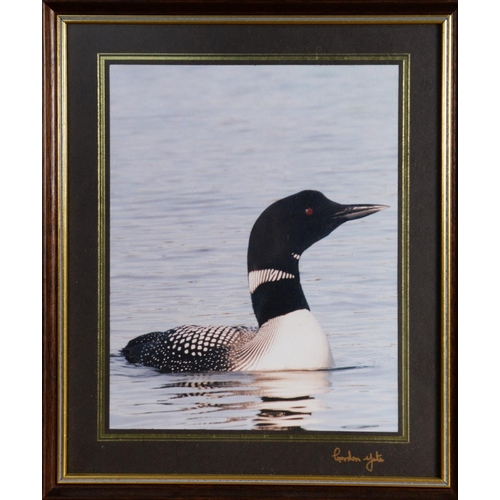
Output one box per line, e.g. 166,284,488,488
121,190,386,373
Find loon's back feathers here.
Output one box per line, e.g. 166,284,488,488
122,325,257,373
121,190,387,373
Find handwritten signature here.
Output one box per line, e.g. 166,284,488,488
332,447,384,472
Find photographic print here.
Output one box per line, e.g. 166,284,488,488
108,62,399,432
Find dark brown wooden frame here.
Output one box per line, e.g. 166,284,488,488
42,1,458,498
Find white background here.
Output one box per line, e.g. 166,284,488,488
2,2,495,497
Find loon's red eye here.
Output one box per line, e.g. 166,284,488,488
305,207,314,216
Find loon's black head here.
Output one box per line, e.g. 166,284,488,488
247,190,387,326
248,190,387,272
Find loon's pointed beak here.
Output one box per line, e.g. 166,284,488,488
333,204,388,222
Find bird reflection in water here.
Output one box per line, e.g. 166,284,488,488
252,370,330,431
154,369,331,431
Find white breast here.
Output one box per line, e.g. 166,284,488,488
233,309,334,371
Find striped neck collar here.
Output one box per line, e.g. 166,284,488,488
248,269,295,294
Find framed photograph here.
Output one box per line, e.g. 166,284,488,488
43,1,457,498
